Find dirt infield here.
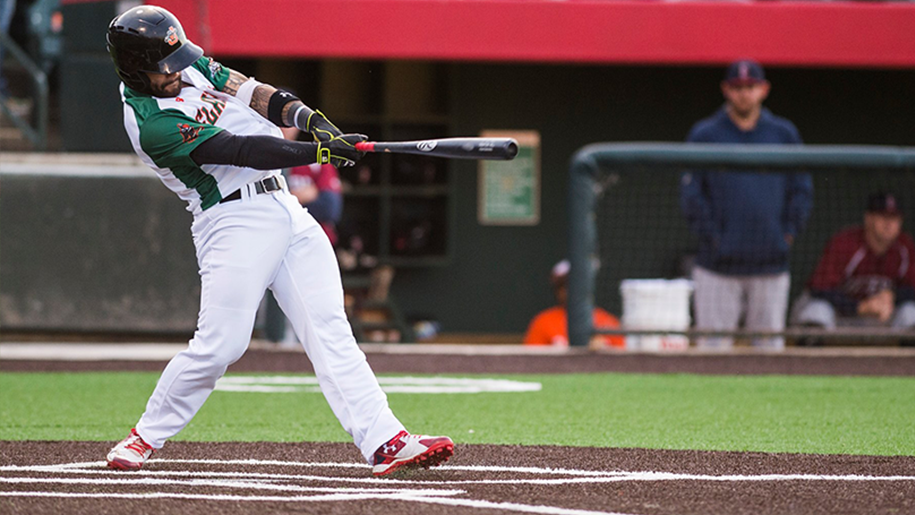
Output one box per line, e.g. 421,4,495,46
2,346,915,514
2,441,914,515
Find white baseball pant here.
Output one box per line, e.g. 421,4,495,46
692,265,790,351
791,291,915,329
135,185,404,463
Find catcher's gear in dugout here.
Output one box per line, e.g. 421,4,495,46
107,5,203,95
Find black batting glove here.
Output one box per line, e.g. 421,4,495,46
317,134,366,168
290,104,344,142
305,109,343,142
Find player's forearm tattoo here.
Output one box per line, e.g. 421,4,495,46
222,70,249,97
221,68,278,120
251,84,276,119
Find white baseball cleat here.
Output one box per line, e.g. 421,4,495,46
372,430,454,477
107,428,154,470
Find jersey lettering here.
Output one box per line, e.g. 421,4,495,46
195,91,226,125
843,275,895,299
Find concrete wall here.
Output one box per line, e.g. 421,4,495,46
0,155,199,333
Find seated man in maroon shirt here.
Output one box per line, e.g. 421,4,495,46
791,192,915,331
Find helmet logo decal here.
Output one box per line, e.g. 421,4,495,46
164,26,179,46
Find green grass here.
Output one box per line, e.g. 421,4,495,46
1,371,913,456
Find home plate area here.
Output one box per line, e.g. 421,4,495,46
1,441,914,515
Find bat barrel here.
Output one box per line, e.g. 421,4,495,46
356,138,518,160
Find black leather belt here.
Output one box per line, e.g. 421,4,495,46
219,176,283,204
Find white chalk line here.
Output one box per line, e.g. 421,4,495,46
3,458,915,515
3,459,629,476
217,376,530,385
5,464,914,486
405,496,634,515
0,476,627,515
0,490,624,515
4,459,914,484
0,491,462,503
0,476,463,496
1,465,402,484
214,375,542,394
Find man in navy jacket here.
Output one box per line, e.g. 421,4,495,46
681,60,813,351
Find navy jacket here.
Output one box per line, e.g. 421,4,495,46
681,107,813,275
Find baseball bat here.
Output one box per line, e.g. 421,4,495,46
356,137,518,160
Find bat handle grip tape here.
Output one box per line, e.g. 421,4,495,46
355,142,374,152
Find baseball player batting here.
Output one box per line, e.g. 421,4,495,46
104,5,453,476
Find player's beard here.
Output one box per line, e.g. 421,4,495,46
149,74,182,98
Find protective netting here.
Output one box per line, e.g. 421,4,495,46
578,153,915,346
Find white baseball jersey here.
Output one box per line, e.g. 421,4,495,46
118,57,407,464
120,56,282,214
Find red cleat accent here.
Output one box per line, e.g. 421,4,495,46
372,431,454,476
107,428,154,470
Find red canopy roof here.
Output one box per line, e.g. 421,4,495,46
153,0,915,68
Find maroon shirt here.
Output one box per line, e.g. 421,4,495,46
808,226,915,314
288,163,343,245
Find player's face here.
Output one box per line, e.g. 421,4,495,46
145,71,182,97
864,212,903,251
721,81,770,117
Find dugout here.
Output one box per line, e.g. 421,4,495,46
5,0,915,339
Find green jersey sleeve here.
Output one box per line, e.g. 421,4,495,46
139,109,223,170
191,56,230,91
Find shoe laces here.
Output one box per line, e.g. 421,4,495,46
125,429,153,455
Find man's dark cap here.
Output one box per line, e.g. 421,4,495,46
866,192,903,216
724,59,766,85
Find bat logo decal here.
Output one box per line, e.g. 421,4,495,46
416,141,437,152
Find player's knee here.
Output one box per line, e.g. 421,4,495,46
216,341,249,366
188,327,253,367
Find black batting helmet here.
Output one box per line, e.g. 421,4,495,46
107,5,203,94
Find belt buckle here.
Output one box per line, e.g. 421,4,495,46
254,177,271,195
248,175,282,198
